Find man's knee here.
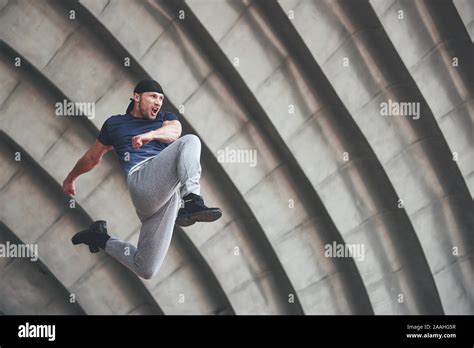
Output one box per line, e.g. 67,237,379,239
180,134,201,148
135,259,160,279
137,266,158,280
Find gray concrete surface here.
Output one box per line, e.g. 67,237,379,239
371,0,474,198
278,0,473,314
0,0,472,315
186,0,444,314
0,222,85,315
453,0,474,41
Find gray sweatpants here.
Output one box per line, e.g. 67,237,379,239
104,134,202,279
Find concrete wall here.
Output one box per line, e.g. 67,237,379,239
0,0,472,315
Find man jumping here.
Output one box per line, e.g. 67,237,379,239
62,79,222,279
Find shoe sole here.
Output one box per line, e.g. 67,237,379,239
175,218,196,227
71,222,108,253
176,209,222,227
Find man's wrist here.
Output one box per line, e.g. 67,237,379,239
66,173,76,182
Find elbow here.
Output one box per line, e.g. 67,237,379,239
176,126,182,139
166,136,179,143
169,127,181,142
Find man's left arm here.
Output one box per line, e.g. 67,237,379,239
132,120,182,149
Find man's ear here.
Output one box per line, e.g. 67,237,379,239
133,92,140,103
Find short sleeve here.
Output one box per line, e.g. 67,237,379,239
164,112,178,121
98,119,113,146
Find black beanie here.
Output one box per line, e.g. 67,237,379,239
126,79,164,113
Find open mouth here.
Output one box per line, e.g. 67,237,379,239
151,107,159,115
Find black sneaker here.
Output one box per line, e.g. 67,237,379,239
71,220,110,253
175,193,222,227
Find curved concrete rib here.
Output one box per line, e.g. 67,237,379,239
0,222,85,315
279,0,473,314
186,0,444,314
0,132,162,315
182,0,374,314
73,0,305,314
453,0,474,41
0,39,230,315
371,0,474,198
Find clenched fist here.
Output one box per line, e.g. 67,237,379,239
63,177,76,195
132,132,153,149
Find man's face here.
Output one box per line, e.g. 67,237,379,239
135,92,164,120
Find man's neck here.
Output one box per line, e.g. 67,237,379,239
130,109,143,119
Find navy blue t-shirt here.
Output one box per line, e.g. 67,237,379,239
98,111,178,176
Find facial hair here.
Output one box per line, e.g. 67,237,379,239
139,103,151,120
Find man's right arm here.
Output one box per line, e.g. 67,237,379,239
63,140,113,195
